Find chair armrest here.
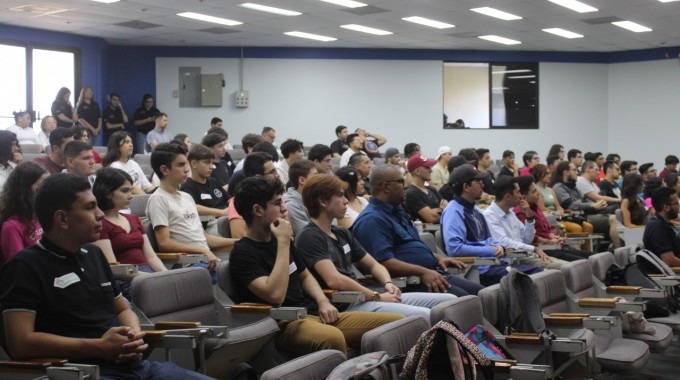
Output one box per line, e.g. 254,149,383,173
566,232,588,238
154,321,201,330
606,285,641,295
549,312,590,318
544,316,584,326
330,291,365,303
672,267,680,274
230,303,273,314
110,263,138,278
578,297,617,308
0,359,68,370
422,223,440,232
156,253,183,260
505,333,544,345
229,303,307,320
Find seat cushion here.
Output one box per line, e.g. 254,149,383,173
647,313,680,332
594,336,650,372
623,322,673,353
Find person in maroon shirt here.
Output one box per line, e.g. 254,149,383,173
92,168,166,297
513,175,588,261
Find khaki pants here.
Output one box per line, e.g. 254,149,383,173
275,311,403,355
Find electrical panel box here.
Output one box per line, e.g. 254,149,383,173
179,67,201,108
235,90,249,108
201,74,224,107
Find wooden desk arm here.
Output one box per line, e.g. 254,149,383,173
455,257,477,264
0,359,68,369
544,316,584,326
230,303,273,314
578,297,617,308
549,312,590,318
143,330,167,340
505,333,544,345
323,289,337,300
672,267,680,274
566,232,588,237
492,359,517,373
154,321,201,330
606,285,642,295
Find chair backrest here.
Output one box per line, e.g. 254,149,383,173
20,143,42,154
261,350,346,380
217,216,231,238
560,260,597,298
93,146,108,156
588,252,617,282
228,149,246,161
419,232,437,253
613,246,634,267
143,220,160,251
129,194,150,218
216,260,237,302
434,230,445,252
430,295,483,333
133,154,151,166
131,267,218,324
531,270,569,314
22,153,44,162
360,316,430,356
478,284,502,327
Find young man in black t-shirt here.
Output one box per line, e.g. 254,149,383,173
643,187,680,267
228,177,402,355
180,144,228,235
0,174,212,380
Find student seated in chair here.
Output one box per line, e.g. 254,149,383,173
146,143,237,271
229,176,403,356
296,174,456,322
0,173,214,380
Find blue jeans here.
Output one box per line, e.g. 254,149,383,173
100,359,215,380
480,264,543,287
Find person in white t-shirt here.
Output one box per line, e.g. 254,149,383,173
7,111,39,146
37,116,57,152
103,131,154,195
576,160,621,206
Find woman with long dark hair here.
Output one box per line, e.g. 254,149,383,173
0,162,48,262
620,173,647,227
336,166,368,229
0,131,21,190
103,131,154,194
51,87,77,128
76,86,102,142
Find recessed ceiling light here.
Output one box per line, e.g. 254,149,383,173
470,7,522,21
319,0,367,8
402,16,454,29
478,35,521,45
508,75,536,79
341,24,392,35
612,21,652,32
284,31,337,42
659,0,680,2
178,12,243,26
239,3,301,16
543,28,584,38
91,0,119,3
547,0,598,13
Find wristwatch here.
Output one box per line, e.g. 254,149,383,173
372,291,381,302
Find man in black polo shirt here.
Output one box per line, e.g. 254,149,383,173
0,174,212,380
181,144,228,235
643,187,680,267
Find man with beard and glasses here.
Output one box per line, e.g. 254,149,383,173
643,187,680,267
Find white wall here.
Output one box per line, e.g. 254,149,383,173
157,58,616,162
156,58,442,155
608,59,680,167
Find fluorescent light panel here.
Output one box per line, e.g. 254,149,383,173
508,75,536,79
612,21,652,32
402,16,454,29
478,35,521,45
659,0,680,2
547,0,598,13
239,3,301,16
284,31,337,42
341,24,392,35
178,12,243,26
492,69,532,74
91,0,119,3
319,0,367,8
470,7,522,21
543,28,583,38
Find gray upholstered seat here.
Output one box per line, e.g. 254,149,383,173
129,194,150,219
589,252,680,332
260,350,346,380
131,267,280,379
560,259,672,353
360,315,429,356
531,270,650,373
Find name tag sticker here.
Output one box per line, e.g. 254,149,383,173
200,193,212,200
101,282,111,287
54,273,80,289
289,262,297,274
343,244,351,254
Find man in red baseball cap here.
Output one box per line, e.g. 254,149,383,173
404,155,448,223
